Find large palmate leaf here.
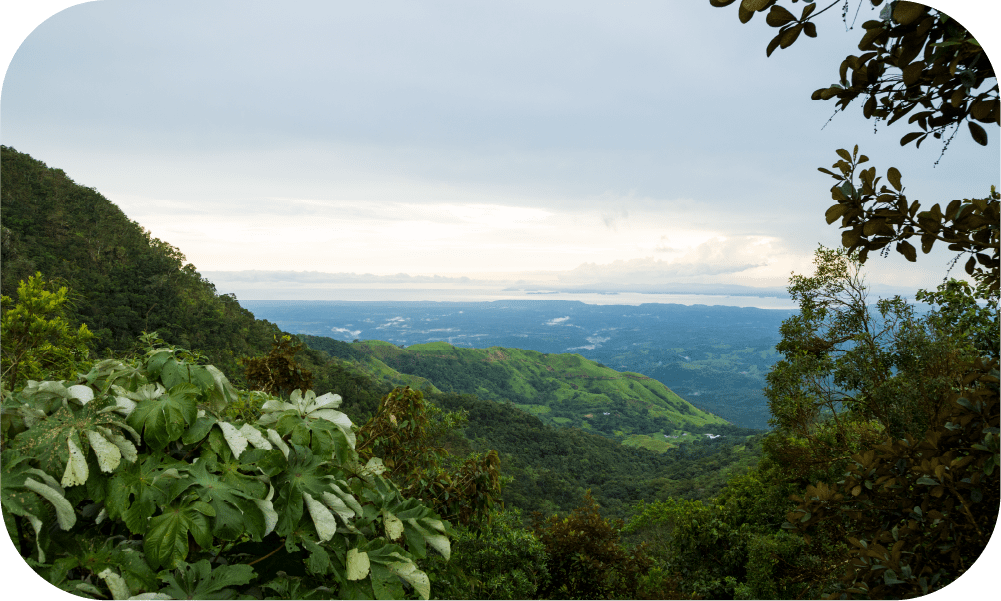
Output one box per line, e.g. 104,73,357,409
125,382,199,450
180,459,268,541
154,559,255,600
143,494,215,570
151,350,239,413
11,388,140,487
48,537,159,598
259,390,356,461
0,449,76,562
106,453,186,535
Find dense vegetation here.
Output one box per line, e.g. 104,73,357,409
3,2,997,598
319,339,729,438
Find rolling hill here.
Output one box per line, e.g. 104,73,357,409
303,336,730,447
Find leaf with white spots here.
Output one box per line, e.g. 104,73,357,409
62,435,89,487
86,430,122,473
346,548,370,581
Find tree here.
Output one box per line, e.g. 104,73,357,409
356,386,503,529
241,334,314,399
1,273,94,392
712,1,997,147
760,247,998,596
710,1,998,290
531,491,652,599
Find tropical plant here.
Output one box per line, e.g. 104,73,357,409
242,334,314,399
356,386,503,529
532,491,652,600
1,334,451,599
1,272,94,392
421,507,551,600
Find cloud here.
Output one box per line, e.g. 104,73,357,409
545,316,571,325
201,271,475,285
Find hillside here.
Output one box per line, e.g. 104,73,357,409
304,336,730,445
0,145,761,519
0,146,279,381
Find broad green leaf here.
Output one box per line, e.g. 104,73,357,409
107,454,183,534
370,563,405,600
127,383,198,450
157,559,255,600
304,492,338,542
346,548,370,581
389,560,430,601
144,497,215,570
62,435,89,487
23,478,76,530
97,568,132,600
182,459,267,541
182,412,217,444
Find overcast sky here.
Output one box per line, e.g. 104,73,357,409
1,0,998,295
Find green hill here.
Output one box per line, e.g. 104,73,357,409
2,145,759,522
324,339,730,443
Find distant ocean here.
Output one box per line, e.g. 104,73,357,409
217,284,799,309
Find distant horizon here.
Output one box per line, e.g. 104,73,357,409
205,267,931,308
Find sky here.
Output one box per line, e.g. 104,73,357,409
1,0,999,300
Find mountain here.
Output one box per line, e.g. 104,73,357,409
303,336,730,446
241,299,792,429
0,146,279,381
1,146,761,520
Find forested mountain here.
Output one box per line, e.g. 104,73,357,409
0,146,279,381
3,135,995,600
306,337,731,445
0,144,757,522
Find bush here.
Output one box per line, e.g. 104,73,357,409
1,334,451,599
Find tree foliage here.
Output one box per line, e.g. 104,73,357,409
241,334,314,399
357,386,503,529
1,273,94,391
786,357,998,597
1,333,452,600
712,1,997,148
820,146,998,295
531,491,653,600
421,508,551,600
